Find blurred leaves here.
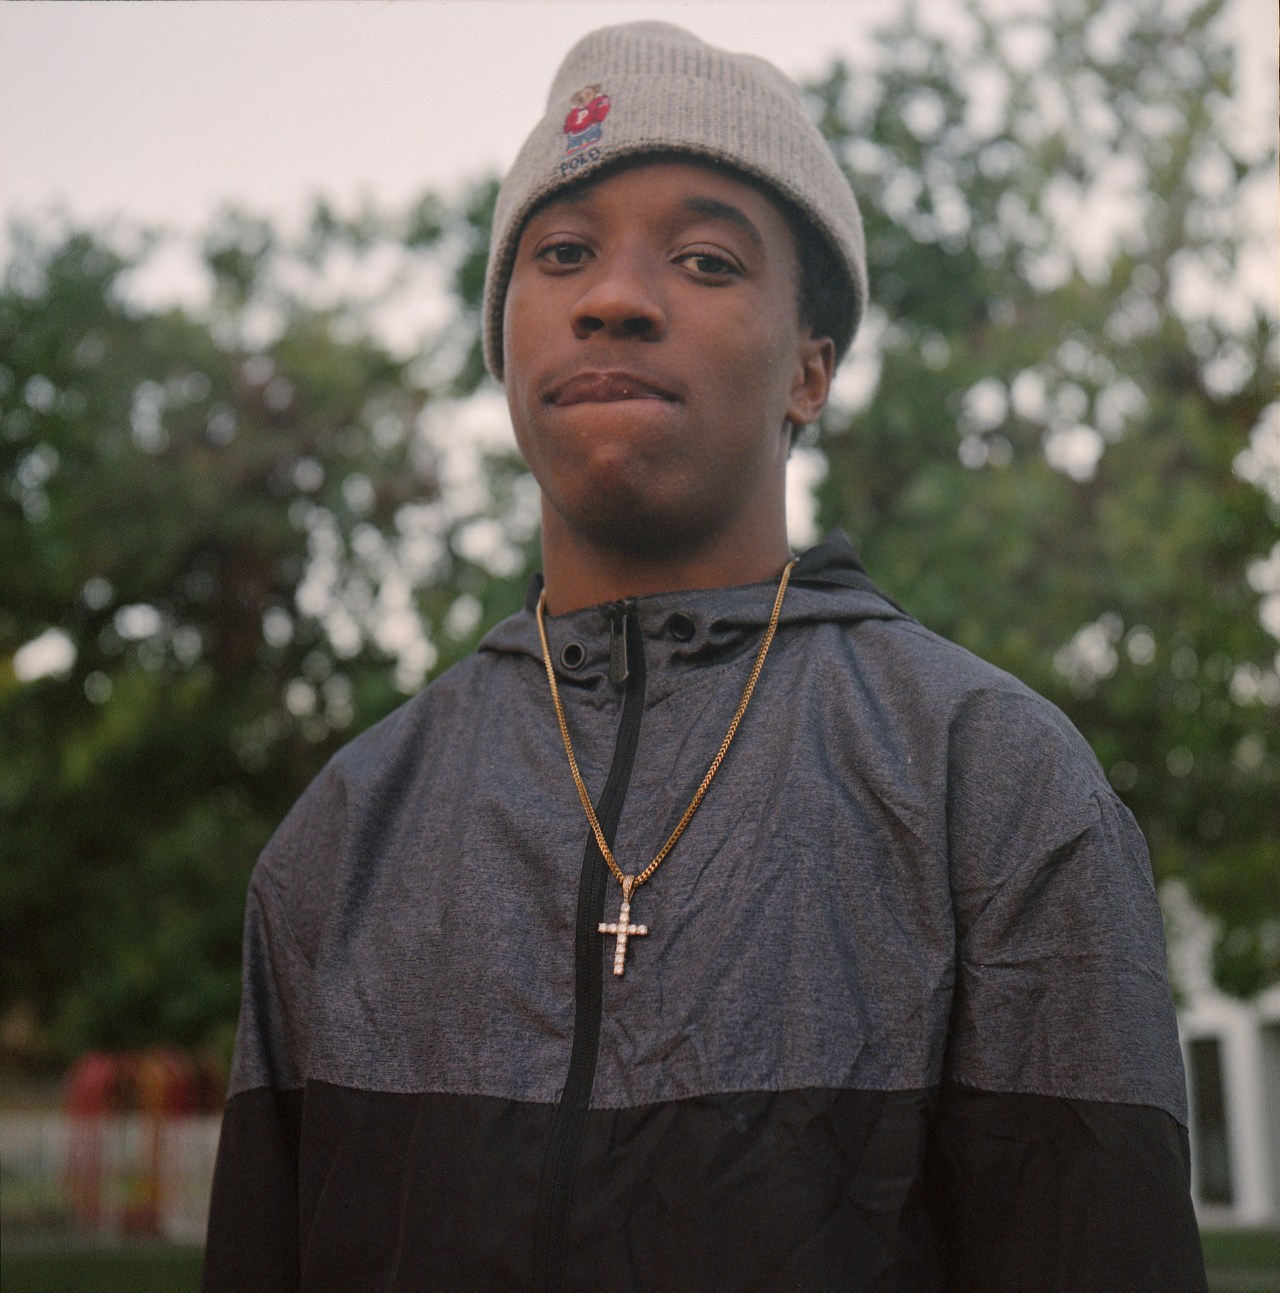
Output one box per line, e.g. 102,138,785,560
812,0,1279,994
1,0,1276,1063
0,190,533,1064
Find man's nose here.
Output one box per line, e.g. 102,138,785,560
570,254,667,341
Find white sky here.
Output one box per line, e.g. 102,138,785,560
0,1,899,233
2,0,1273,235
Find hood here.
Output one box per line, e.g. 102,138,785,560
478,530,909,675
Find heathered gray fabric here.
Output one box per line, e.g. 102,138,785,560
482,21,868,378
229,537,1187,1125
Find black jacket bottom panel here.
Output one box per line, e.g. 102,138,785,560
203,1080,1205,1292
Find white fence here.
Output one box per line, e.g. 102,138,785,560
0,1112,221,1242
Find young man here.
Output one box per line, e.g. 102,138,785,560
204,22,1207,1291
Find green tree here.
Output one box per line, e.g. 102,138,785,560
809,0,1278,993
2,0,1274,1068
0,199,533,1062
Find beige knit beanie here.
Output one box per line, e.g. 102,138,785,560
482,21,867,380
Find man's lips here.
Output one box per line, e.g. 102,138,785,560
548,372,678,407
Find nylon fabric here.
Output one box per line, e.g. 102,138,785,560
205,1082,1205,1291
204,531,1204,1290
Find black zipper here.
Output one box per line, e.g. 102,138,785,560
531,600,645,1292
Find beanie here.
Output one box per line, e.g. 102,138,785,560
482,21,867,380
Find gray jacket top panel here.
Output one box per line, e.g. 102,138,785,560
229,537,1187,1124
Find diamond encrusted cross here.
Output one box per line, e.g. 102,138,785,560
598,888,648,977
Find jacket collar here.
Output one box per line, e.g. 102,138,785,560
483,531,907,676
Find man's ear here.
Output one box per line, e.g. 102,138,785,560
785,334,836,429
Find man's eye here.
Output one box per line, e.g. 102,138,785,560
539,242,589,267
676,251,739,277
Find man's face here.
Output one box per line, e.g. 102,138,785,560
502,160,833,563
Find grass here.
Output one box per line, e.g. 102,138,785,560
1,1231,1276,1292
0,1244,204,1293
1202,1227,1280,1272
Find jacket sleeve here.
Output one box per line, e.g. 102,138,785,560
202,862,315,1292
927,688,1207,1292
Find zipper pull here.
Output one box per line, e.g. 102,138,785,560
604,602,629,685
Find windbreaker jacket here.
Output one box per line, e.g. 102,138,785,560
203,533,1206,1292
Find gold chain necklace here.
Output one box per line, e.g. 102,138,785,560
535,561,796,976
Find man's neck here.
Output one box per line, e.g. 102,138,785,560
539,517,792,615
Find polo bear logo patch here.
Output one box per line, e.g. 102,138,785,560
563,84,611,154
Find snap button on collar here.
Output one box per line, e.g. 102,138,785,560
560,641,586,670
667,612,696,642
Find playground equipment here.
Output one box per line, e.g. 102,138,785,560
63,1049,222,1239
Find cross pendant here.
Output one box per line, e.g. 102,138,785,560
598,888,649,977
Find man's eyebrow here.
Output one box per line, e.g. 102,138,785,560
678,197,766,253
533,189,768,253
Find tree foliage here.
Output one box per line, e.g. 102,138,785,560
0,195,532,1063
1,0,1275,1064
810,0,1278,995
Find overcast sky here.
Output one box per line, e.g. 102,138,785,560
2,0,1273,237
0,1,903,233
